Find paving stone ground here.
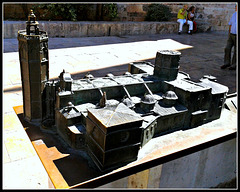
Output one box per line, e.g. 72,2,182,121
2,31,237,189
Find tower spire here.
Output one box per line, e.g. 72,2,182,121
26,9,39,35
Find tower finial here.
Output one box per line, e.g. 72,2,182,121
28,9,36,23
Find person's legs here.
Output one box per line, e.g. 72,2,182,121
229,34,236,69
187,20,193,34
221,34,234,69
177,19,185,33
193,21,197,32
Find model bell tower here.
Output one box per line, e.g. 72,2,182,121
18,10,49,123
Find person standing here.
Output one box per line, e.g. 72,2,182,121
177,4,193,35
221,4,237,70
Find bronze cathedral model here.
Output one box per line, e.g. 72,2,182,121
18,11,229,171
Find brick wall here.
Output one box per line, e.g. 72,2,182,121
3,4,35,20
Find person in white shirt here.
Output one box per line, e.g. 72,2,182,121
187,6,197,33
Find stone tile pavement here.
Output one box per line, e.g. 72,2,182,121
2,31,237,189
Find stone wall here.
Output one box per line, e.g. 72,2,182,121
116,3,149,21
164,3,236,31
3,3,236,38
3,21,179,39
115,3,236,31
4,3,236,27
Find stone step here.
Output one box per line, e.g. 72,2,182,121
4,21,180,39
